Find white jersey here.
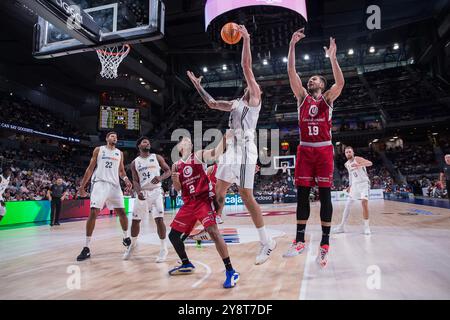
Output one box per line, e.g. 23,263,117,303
345,158,370,185
134,154,161,191
228,97,261,143
91,145,122,186
0,174,10,201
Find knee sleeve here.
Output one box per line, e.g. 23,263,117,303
169,229,189,246
319,187,333,223
296,187,311,221
168,228,189,261
168,229,183,244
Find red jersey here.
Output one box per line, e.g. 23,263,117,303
298,94,333,145
207,163,218,188
176,153,213,202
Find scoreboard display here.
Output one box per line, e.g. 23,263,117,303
98,106,140,132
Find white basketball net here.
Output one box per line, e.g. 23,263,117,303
96,44,130,79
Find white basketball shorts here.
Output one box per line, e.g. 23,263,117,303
216,141,258,189
350,181,370,200
90,181,124,209
132,188,164,220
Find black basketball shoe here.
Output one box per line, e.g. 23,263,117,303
77,247,91,261
123,237,131,247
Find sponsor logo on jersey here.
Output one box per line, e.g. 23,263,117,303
183,166,193,178
101,156,119,161
309,105,319,117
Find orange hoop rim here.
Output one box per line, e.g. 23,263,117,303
96,44,130,56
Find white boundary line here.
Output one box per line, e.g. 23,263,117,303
191,260,212,288
299,234,315,300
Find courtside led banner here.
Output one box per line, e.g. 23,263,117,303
205,0,308,30
0,122,80,142
0,198,131,227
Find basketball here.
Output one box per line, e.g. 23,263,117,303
221,22,242,45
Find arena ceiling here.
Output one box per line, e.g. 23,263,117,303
0,0,448,109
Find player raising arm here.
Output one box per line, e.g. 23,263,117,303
284,30,344,268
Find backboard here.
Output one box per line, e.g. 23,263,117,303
26,0,165,58
273,155,296,170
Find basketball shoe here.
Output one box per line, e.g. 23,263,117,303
255,238,277,265
123,243,136,260
76,247,91,261
332,224,345,234
156,247,168,263
316,245,329,269
223,269,240,289
282,240,306,258
190,229,211,241
168,262,196,275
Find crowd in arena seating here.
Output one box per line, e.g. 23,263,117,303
0,91,88,139
253,169,293,202
387,143,439,176
0,146,84,202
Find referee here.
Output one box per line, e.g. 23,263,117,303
440,154,450,202
47,178,68,226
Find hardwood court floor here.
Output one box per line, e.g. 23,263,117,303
0,200,449,300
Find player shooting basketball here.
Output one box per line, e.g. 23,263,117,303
187,24,276,265
283,28,345,268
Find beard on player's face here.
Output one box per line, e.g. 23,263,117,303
307,77,324,93
307,83,321,92
140,141,151,153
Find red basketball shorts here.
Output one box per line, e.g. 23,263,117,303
294,144,334,188
170,197,216,234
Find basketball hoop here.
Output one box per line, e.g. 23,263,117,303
96,44,130,79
